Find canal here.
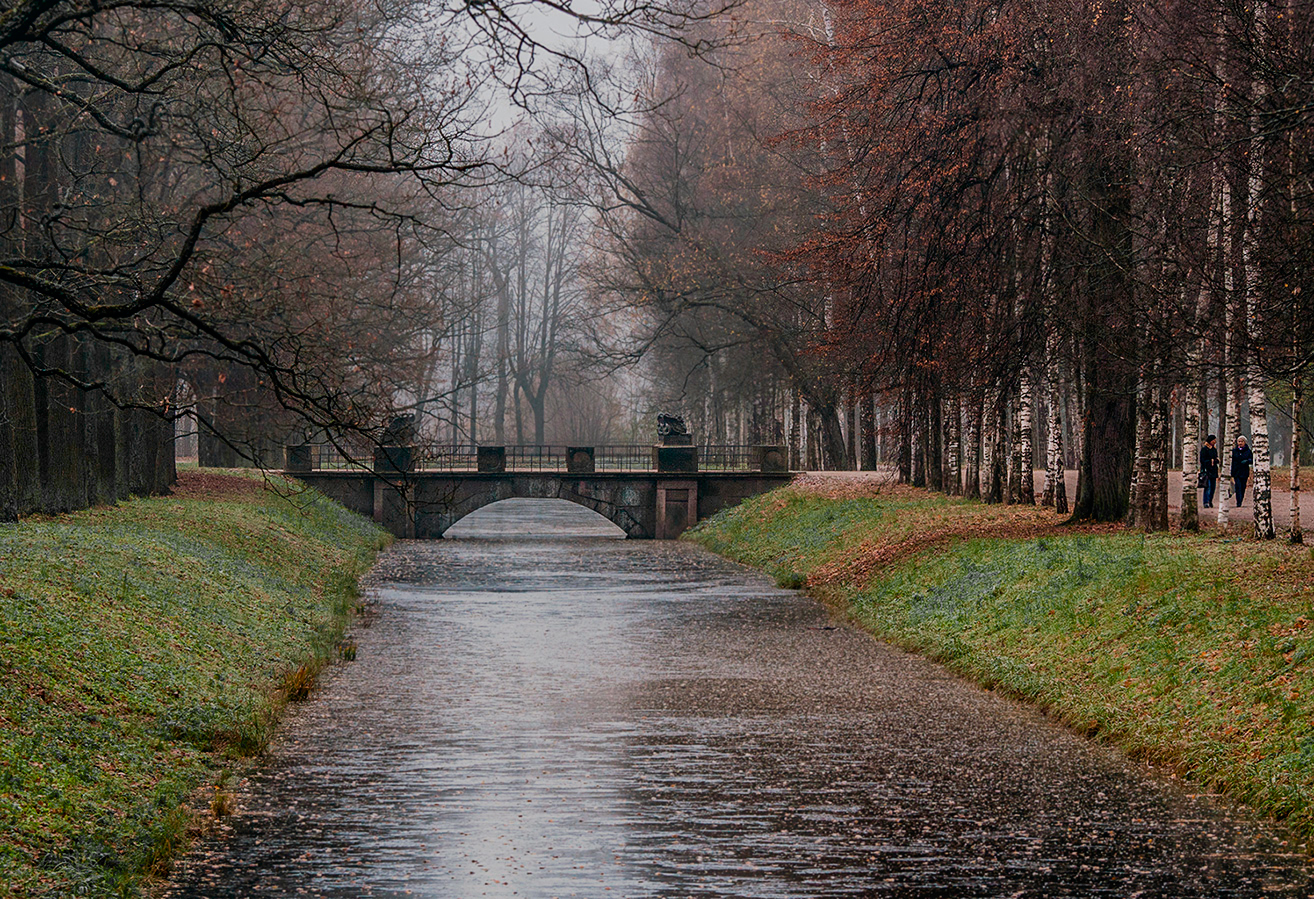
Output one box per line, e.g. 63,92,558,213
163,499,1313,897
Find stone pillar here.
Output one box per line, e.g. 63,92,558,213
656,479,699,539
477,445,506,473
653,444,698,473
372,446,414,538
285,444,312,473
567,446,595,473
373,445,414,474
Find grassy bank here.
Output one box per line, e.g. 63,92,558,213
0,471,389,897
688,480,1314,842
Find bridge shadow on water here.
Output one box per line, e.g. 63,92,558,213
442,497,629,540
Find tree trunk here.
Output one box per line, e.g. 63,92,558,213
35,337,88,513
860,389,877,471
1071,360,1136,523
964,396,981,500
1181,371,1202,532
845,385,858,472
1018,373,1035,505
1241,15,1274,537
806,406,821,470
85,342,118,506
1129,365,1150,527
927,385,944,492
1182,176,1219,531
944,393,961,495
0,73,40,519
1146,379,1170,530
790,389,802,470
1217,365,1239,533
1246,366,1274,538
982,388,1005,504
493,249,510,445
1006,390,1021,504
910,390,926,487
531,389,546,445
1291,378,1303,543
1042,329,1068,513
895,391,911,483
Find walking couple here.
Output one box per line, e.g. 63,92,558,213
1199,435,1253,509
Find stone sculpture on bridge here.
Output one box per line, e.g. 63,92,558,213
656,412,692,447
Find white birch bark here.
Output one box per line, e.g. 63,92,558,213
1018,373,1036,505
1218,177,1237,531
1036,158,1063,512
1182,377,1202,530
1243,0,1274,539
1292,379,1303,543
1287,0,1303,543
1244,308,1275,539
945,394,961,495
980,390,997,501
1042,330,1067,512
1182,180,1220,530
1147,381,1170,530
1007,392,1021,504
1130,364,1151,527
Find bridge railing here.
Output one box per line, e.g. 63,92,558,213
288,443,374,471
287,443,788,474
594,445,652,471
414,445,480,471
414,445,657,472
507,445,569,471
698,445,755,472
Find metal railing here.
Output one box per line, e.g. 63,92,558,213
698,445,755,472
507,445,569,472
290,443,784,474
415,445,480,471
299,443,373,471
594,445,652,471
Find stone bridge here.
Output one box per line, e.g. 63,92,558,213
285,443,792,539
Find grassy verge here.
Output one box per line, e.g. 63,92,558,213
0,471,389,897
688,481,1314,841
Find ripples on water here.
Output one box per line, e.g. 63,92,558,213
163,499,1313,898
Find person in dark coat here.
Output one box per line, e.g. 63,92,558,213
1200,434,1219,508
1231,435,1253,507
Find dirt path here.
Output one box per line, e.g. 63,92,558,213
791,468,1310,535
1036,469,1310,534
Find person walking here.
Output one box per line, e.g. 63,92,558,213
1200,434,1219,508
1231,435,1253,507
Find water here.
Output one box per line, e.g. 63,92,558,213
163,499,1313,897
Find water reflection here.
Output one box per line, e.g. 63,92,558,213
163,500,1313,898
445,498,627,540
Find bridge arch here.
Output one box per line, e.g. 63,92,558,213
442,497,631,538
412,474,655,539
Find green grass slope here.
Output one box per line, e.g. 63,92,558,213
0,472,388,897
688,483,1314,842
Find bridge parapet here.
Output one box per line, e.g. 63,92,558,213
286,444,789,475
